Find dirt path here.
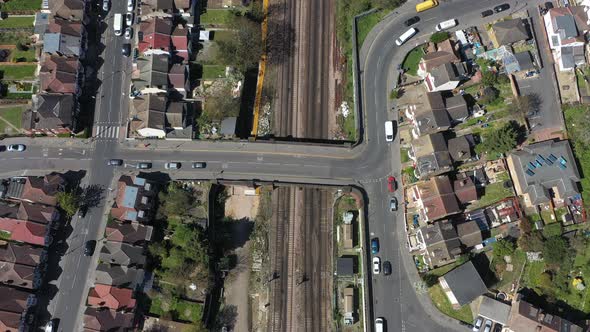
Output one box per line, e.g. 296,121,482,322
224,240,252,332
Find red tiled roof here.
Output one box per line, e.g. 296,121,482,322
0,218,46,246
138,18,172,53
87,284,136,310
0,311,21,331
39,55,79,94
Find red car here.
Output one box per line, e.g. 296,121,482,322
387,176,396,192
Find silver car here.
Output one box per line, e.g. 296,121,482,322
165,162,181,170
124,27,132,40
126,13,133,26
7,144,25,152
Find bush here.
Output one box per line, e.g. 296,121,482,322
493,238,515,261
15,42,27,51
482,71,498,87
479,87,500,104
542,236,569,265
475,122,520,156
430,31,450,43
389,88,400,100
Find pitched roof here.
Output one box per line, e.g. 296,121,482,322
508,298,583,332
50,0,86,21
444,95,469,121
441,261,487,306
0,285,33,313
46,18,83,36
0,261,37,289
19,173,65,206
415,175,461,221
478,296,511,325
166,101,186,128
16,201,59,225
83,307,134,332
105,221,153,245
0,243,42,267
130,94,167,134
421,40,459,72
135,54,169,91
412,133,454,179
100,241,146,267
0,311,22,331
420,220,462,267
0,218,47,246
492,19,531,45
456,219,483,248
453,176,478,204
168,63,186,92
43,32,82,56
171,26,189,61
87,284,136,310
26,94,75,132
138,18,173,53
39,55,79,94
110,176,155,223
448,135,475,162
95,263,145,289
430,63,461,87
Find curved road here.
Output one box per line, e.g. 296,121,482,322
3,0,533,330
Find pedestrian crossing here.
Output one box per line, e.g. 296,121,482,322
94,125,120,140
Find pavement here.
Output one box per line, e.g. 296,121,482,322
0,0,557,331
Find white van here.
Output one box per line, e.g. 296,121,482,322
435,19,458,31
395,28,417,46
375,318,385,332
113,13,123,36
385,121,394,142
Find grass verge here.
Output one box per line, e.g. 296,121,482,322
401,46,424,76
0,64,36,80
428,284,473,323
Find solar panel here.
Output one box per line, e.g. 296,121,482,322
529,162,537,169
526,169,535,176
538,155,546,162
549,154,558,162
559,163,566,170
535,160,542,167
545,158,553,165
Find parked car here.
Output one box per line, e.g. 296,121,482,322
124,27,132,40
7,144,25,152
492,323,503,332
371,238,379,254
387,176,396,192
494,4,510,13
107,159,123,166
102,0,110,11
84,240,96,256
372,257,381,275
165,162,181,170
483,320,493,332
383,261,392,275
473,317,483,331
138,162,152,169
389,197,398,211
122,43,131,56
192,162,207,169
545,2,554,10
481,9,494,17
44,319,59,332
126,12,133,26
127,0,134,12
404,16,420,27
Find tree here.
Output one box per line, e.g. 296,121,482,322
539,272,553,289
372,0,404,9
481,71,498,87
215,18,262,72
479,87,500,104
475,122,519,156
542,236,569,265
159,183,193,217
512,94,541,122
430,31,450,43
518,231,544,252
389,88,400,100
204,84,241,122
493,238,515,261
15,42,27,51
56,191,80,218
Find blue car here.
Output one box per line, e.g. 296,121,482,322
371,238,379,254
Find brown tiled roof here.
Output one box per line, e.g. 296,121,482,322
0,311,21,331
0,262,36,289
0,243,42,267
19,173,65,206
453,176,477,204
46,18,83,37
0,285,31,313
39,55,79,93
50,0,85,21
16,202,58,224
456,219,483,248
84,307,134,331
415,175,461,221
105,221,153,245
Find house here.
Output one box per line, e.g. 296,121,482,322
139,0,175,19
417,220,462,267
105,221,153,245
110,175,156,223
544,7,588,71
137,17,173,55
0,243,43,268
448,134,476,163
168,63,188,98
23,94,75,136
16,202,59,225
171,25,189,62
444,95,469,123
409,133,454,179
87,284,136,311
39,54,81,94
84,307,135,332
100,241,146,267
0,261,39,289
164,100,194,139
439,261,487,308
0,218,49,246
43,18,84,57
95,263,145,290
490,19,531,47
511,51,536,74
50,0,87,21
406,92,450,138
134,54,169,95
506,297,583,332
3,173,65,206
456,219,484,249
424,62,467,92
507,140,581,207
417,39,460,77
0,286,36,332
453,176,478,204
130,94,167,138
411,175,461,222
478,296,511,326
336,256,355,276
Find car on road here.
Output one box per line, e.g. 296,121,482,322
165,162,181,170
192,162,207,169
483,320,493,332
44,319,59,332
108,159,123,166
473,317,483,331
395,27,417,46
384,120,394,142
375,318,385,332
481,9,494,17
124,27,133,40
127,0,134,12
404,16,420,27
387,176,396,192
138,162,152,169
7,144,25,152
389,197,398,211
122,43,131,57
383,261,392,275
371,238,379,254
84,240,96,256
126,12,133,26
372,256,381,275
494,4,510,13
102,0,109,11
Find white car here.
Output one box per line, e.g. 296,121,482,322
127,0,134,12
102,0,109,11
124,27,133,40
7,144,25,152
126,12,133,26
473,317,483,331
164,162,181,170
372,256,381,275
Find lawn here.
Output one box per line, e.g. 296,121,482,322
521,260,545,288
428,284,473,324
200,9,233,25
9,49,36,62
564,105,590,209
213,30,234,42
357,10,385,49
0,0,41,12
401,46,424,76
542,222,562,238
0,17,34,28
0,31,33,45
428,260,462,277
149,296,203,323
0,64,36,80
467,173,513,210
202,65,226,79
0,106,24,129
400,148,410,163
495,250,526,292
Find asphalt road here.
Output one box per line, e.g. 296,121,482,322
0,0,553,331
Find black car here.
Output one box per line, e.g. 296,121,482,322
545,2,554,10
383,261,392,275
84,240,97,256
122,43,131,57
492,323,503,332
494,4,510,13
404,16,420,27
481,9,494,17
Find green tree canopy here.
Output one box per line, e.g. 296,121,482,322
517,231,544,252
430,31,450,43
493,238,515,261
215,18,262,72
542,236,569,265
159,183,193,217
56,191,80,218
475,122,519,156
